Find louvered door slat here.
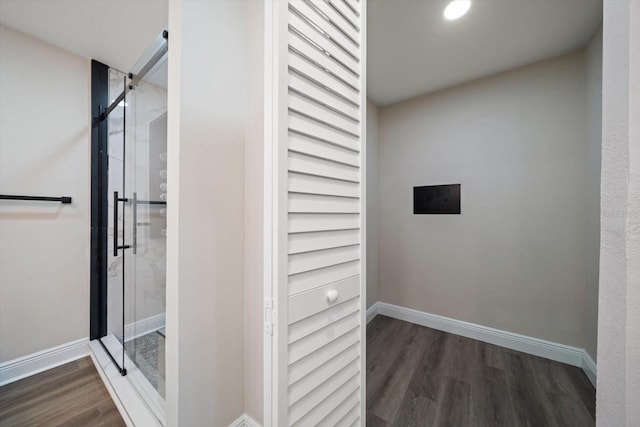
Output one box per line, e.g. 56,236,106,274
317,389,360,427
288,193,360,215
288,245,360,275
289,229,360,253
289,350,359,405
289,312,360,363
304,0,360,48
289,132,360,167
289,1,359,60
289,63,359,112
342,0,360,16
288,296,360,342
289,173,359,198
289,151,360,183
291,373,360,426
291,364,360,426
289,33,359,90
288,213,360,233
289,73,360,121
288,12,359,76
328,0,360,30
288,51,358,98
289,362,360,425
288,332,360,385
289,113,359,151
336,404,360,427
289,91,360,136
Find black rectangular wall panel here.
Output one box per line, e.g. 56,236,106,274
414,184,461,214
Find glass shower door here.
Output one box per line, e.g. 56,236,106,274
122,46,168,418
105,70,127,373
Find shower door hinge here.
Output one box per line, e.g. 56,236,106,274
265,298,275,335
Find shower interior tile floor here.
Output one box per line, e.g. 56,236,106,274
125,329,166,398
366,315,596,427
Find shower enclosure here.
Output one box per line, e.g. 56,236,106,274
90,31,168,424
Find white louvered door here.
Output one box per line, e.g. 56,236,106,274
265,0,366,426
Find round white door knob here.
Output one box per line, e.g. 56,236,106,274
327,289,338,303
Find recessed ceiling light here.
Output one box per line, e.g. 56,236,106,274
444,0,471,20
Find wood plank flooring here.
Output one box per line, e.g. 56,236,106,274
366,315,596,427
0,318,596,427
0,357,125,427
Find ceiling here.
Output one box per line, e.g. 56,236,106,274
0,0,602,106
0,0,168,73
368,0,603,106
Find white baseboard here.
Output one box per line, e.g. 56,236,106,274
366,301,380,324
229,413,262,427
124,313,165,342
0,337,89,386
373,302,597,385
581,350,597,387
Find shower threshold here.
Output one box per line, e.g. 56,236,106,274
89,336,166,426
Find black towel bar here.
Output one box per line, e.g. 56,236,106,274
0,194,72,204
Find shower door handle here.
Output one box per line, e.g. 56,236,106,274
113,191,131,256
132,192,137,254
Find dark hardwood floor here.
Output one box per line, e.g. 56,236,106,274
366,315,596,427
0,318,595,426
0,357,125,427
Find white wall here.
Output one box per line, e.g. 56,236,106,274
366,99,379,309
166,1,246,425
377,51,592,349
0,25,90,363
585,26,602,362
597,0,640,424
244,0,264,422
